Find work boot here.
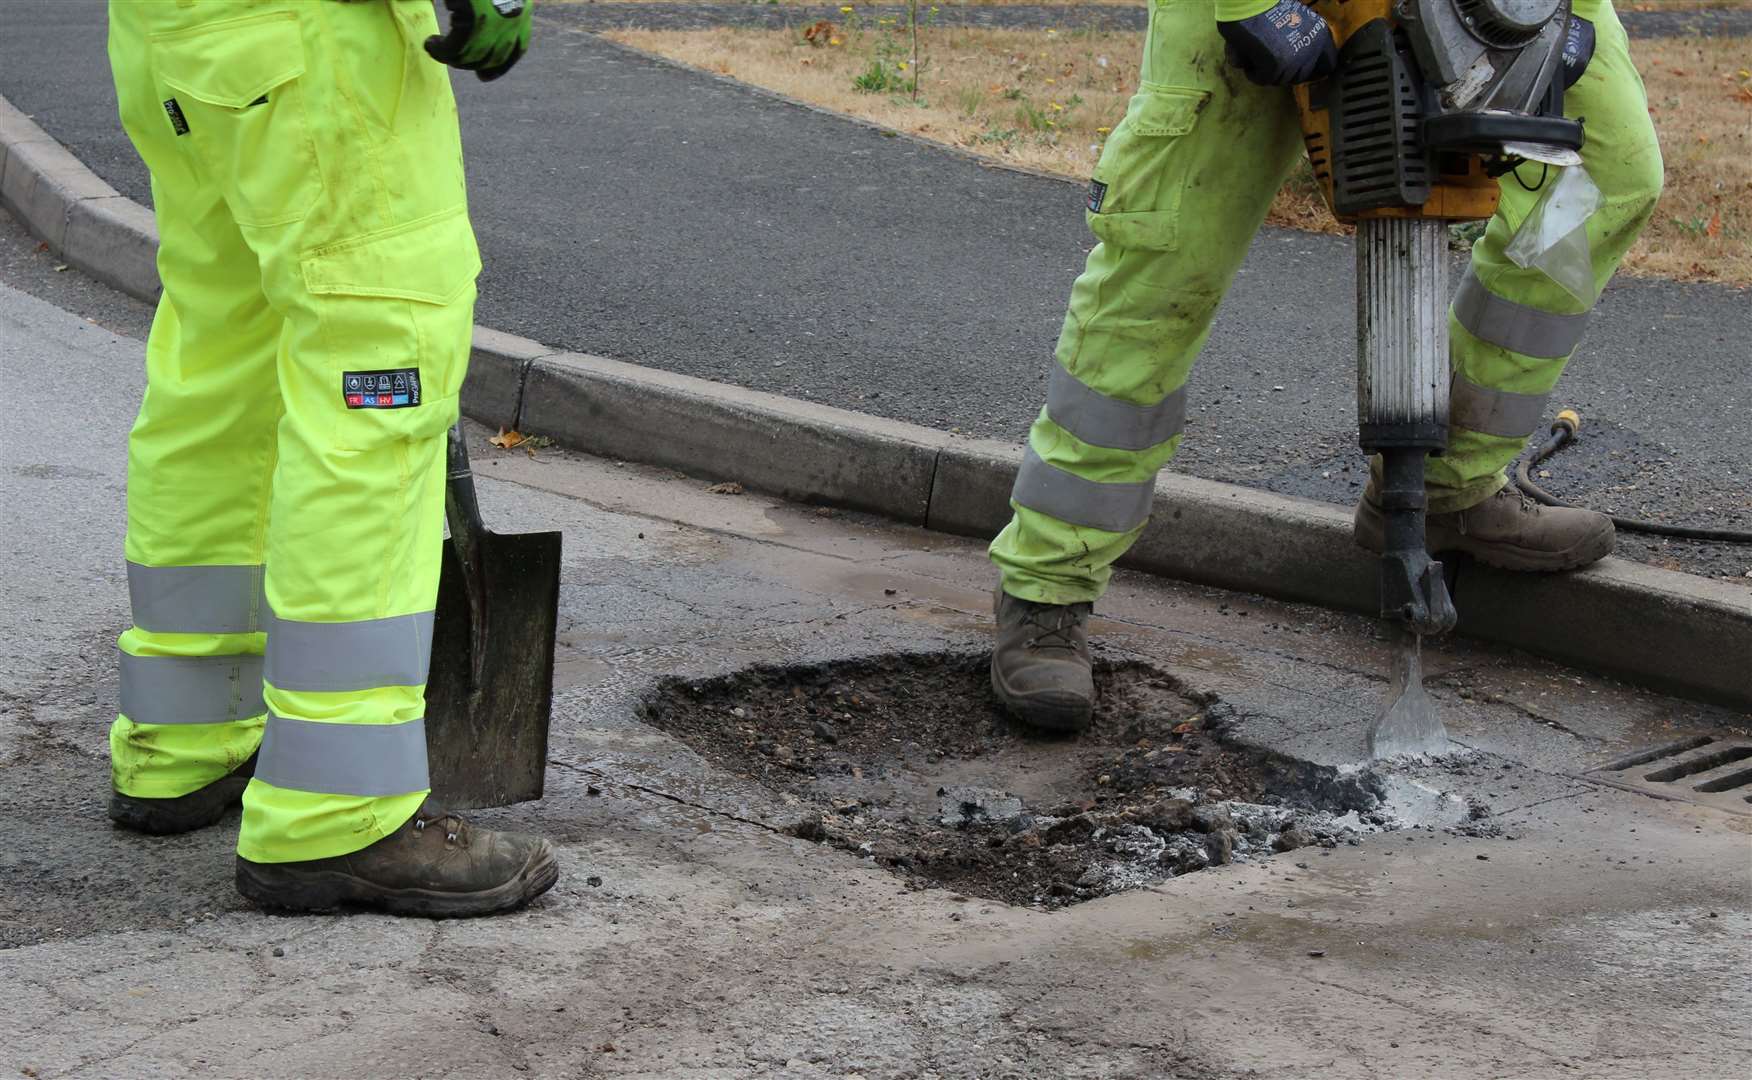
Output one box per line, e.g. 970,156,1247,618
235,802,559,918
1355,480,1614,572
109,753,255,835
991,589,1095,733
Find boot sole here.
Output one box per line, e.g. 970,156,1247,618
235,844,560,919
108,777,250,836
990,660,1093,733
1353,504,1613,573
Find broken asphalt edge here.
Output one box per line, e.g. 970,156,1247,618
4,90,1748,710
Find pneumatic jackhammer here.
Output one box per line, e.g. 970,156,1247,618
1293,0,1585,757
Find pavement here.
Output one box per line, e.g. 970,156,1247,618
4,258,1752,1077
2,0,1748,586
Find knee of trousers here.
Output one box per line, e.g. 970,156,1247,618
1600,154,1664,237
1009,406,1183,537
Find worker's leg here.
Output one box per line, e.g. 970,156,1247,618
106,4,282,832
115,0,473,863
1428,0,1662,512
989,0,1305,605
987,1,1305,729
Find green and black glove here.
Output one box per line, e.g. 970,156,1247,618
425,0,532,82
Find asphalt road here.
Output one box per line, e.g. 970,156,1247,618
3,269,1748,1077
2,0,1747,581
540,1,1752,34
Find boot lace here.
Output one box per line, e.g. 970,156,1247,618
1021,602,1087,652
412,806,470,846
1457,483,1539,536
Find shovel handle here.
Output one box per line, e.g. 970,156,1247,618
445,425,490,688
446,425,487,554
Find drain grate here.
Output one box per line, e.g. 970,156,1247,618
1585,735,1752,816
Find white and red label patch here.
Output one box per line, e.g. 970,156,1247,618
343,369,422,410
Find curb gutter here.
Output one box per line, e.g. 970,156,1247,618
4,90,1748,710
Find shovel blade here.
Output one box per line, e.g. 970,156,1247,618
1367,632,1449,760
424,527,562,809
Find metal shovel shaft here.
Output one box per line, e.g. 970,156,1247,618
444,425,489,690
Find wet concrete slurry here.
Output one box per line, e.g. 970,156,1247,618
5,279,1750,1077
3,0,1749,584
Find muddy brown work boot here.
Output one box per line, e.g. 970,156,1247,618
109,754,256,836
991,588,1095,733
235,802,559,918
1355,479,1614,572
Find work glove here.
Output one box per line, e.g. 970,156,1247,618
425,0,532,82
1559,14,1595,89
1218,0,1339,88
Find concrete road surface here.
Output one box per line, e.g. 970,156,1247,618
3,274,1749,1078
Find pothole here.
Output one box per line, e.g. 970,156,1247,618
638,652,1449,907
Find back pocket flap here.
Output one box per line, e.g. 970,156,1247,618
1129,85,1209,138
301,208,481,305
155,12,306,110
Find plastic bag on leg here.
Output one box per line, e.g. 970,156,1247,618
1504,164,1603,306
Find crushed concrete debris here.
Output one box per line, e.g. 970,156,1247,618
639,651,1490,907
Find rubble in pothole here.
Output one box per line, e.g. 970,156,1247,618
637,651,1472,907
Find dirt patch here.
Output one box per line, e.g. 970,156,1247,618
637,652,1396,907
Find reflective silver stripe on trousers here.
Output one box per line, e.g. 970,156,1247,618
127,562,266,634
264,611,435,692
255,716,430,797
118,652,266,725
1046,364,1187,451
1011,446,1155,533
1449,372,1551,439
1452,269,1591,359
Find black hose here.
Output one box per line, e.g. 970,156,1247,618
1514,411,1752,544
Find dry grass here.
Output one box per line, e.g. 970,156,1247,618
1622,0,1752,9
1628,35,1752,282
603,23,1751,284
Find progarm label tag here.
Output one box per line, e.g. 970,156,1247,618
1087,179,1108,214
343,369,422,409
163,98,189,136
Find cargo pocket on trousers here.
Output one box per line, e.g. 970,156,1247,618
1086,85,1210,253
301,207,482,451
153,11,322,228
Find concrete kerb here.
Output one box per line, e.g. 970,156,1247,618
4,89,1750,709
0,95,161,302
520,349,948,524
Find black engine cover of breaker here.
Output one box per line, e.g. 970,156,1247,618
1330,20,1435,216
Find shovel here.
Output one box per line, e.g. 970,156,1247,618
423,424,561,809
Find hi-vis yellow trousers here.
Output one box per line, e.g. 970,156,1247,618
107,0,479,862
